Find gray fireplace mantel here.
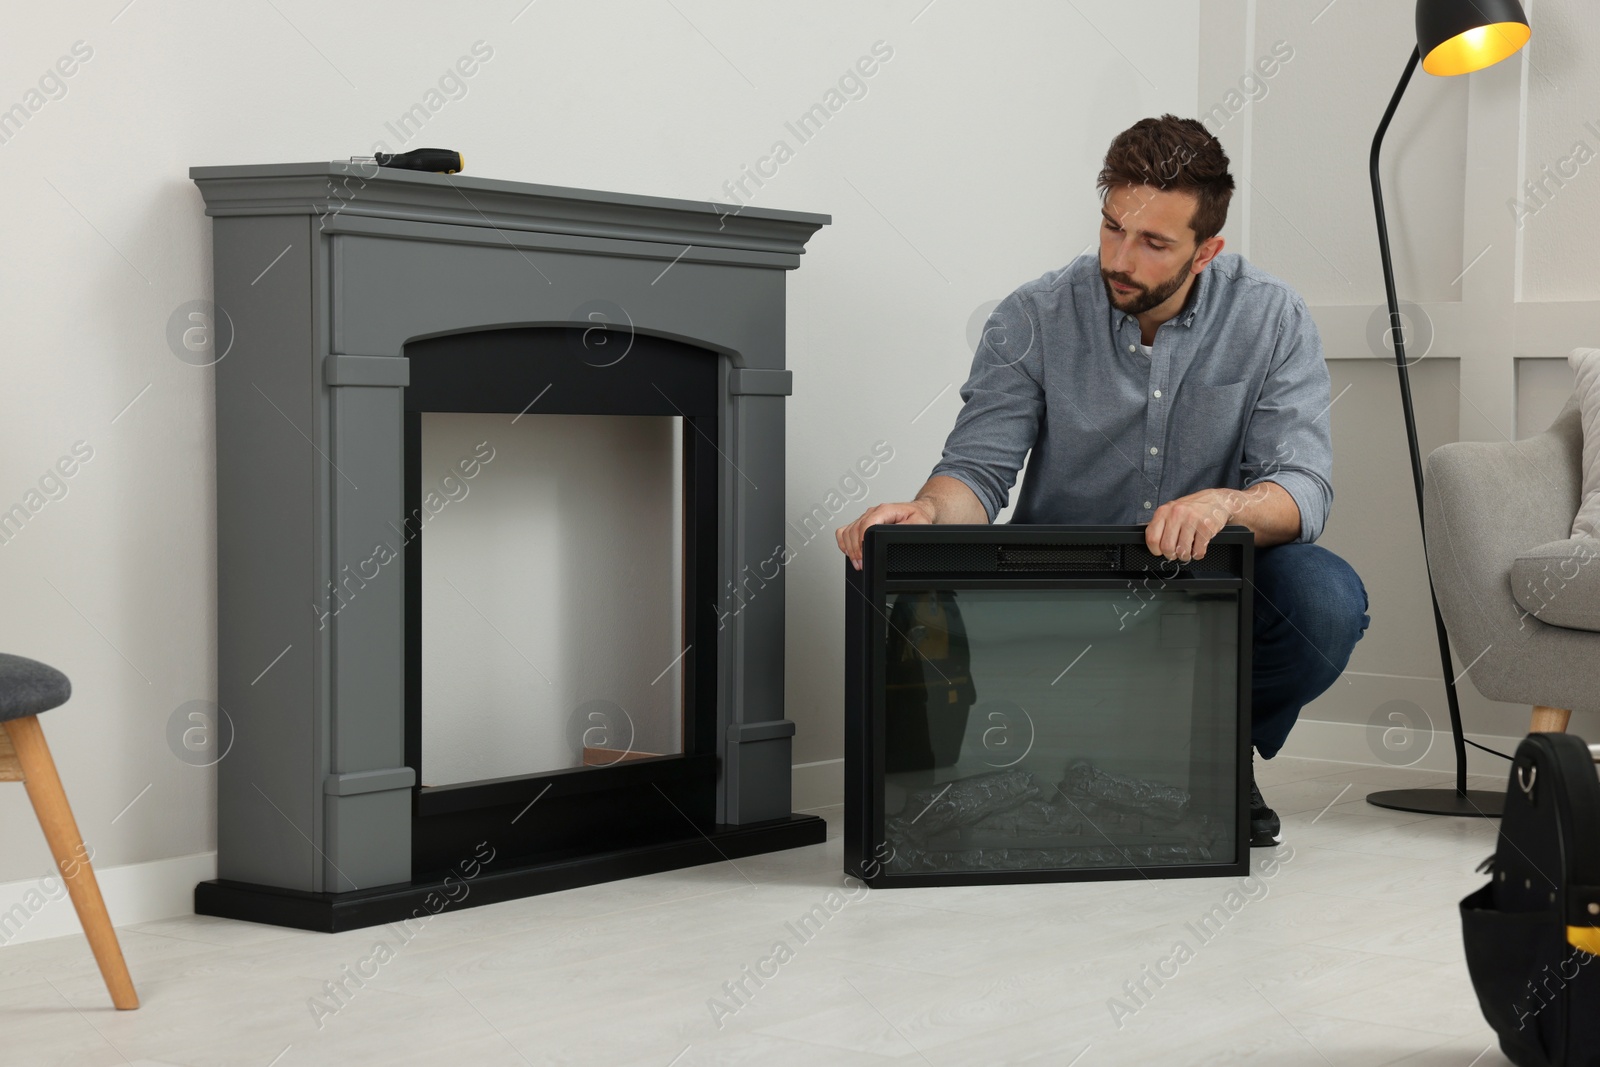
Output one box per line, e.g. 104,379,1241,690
192,162,829,902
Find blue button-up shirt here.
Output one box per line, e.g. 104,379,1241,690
929,252,1333,542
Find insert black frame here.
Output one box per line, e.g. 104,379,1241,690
402,326,721,878
844,524,1255,888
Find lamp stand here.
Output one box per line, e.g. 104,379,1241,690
1365,47,1502,818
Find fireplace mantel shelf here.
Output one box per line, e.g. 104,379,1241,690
190,162,830,265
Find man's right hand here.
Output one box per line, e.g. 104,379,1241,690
835,500,936,571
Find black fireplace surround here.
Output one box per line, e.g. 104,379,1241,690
403,327,723,876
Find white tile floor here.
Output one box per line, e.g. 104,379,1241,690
4,756,1522,1066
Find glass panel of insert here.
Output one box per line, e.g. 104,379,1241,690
880,586,1238,874
418,411,684,786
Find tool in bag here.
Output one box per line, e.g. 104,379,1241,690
1461,732,1600,1067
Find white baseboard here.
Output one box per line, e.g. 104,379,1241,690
0,851,215,949
792,758,843,811
1272,717,1523,778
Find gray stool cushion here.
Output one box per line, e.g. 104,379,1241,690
1510,537,1600,633
0,654,71,721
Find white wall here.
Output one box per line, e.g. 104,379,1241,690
419,413,683,786
1519,0,1600,304
1201,0,1598,769
0,1,1198,894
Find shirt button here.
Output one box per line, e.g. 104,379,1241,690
1127,344,1136,353
1143,501,1153,509
1153,389,1162,398
1150,447,1159,455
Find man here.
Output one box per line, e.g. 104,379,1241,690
835,115,1369,847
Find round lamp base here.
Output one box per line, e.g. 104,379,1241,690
1365,788,1503,818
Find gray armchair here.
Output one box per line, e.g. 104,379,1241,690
1423,394,1600,735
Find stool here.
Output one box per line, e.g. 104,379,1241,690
0,654,138,1009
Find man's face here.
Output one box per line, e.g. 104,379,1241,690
1098,184,1204,316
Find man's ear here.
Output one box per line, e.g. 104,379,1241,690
1192,234,1225,274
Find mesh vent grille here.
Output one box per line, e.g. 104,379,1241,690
1121,543,1240,574
885,542,997,573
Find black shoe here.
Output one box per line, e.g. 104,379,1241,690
1250,764,1281,848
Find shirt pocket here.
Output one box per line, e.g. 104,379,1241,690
1175,380,1249,479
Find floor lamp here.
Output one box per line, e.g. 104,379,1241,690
1365,0,1532,818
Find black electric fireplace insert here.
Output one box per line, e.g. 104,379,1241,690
845,525,1255,887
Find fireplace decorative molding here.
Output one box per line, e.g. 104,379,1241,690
190,162,829,930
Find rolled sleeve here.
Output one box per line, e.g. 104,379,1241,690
928,293,1045,521
1241,297,1334,543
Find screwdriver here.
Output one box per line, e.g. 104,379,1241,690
348,148,464,174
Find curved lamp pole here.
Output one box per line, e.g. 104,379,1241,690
1364,0,1532,817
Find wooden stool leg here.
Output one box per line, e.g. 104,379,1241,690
1531,705,1571,734
3,716,138,1010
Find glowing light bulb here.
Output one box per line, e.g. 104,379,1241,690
1423,21,1531,76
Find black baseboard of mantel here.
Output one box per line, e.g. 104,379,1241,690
194,813,827,934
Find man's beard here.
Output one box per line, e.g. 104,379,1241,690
1101,251,1197,317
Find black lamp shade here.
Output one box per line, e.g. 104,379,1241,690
1417,0,1531,75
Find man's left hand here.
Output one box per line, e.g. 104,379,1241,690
1145,488,1240,561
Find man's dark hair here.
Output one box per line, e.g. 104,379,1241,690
1097,115,1235,243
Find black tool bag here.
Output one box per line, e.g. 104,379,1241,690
1461,732,1600,1067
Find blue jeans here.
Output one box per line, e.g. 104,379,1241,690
1250,543,1370,759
